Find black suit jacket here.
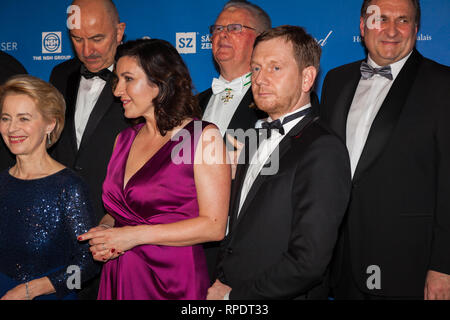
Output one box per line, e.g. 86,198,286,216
320,49,450,297
49,58,130,222
0,51,27,171
198,86,267,283
216,107,351,299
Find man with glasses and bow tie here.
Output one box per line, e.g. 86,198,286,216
206,25,351,300
199,0,271,284
320,0,450,299
199,1,270,140
49,0,129,299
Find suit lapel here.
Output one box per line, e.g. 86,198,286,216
65,68,81,155
353,50,423,182
228,131,259,232
332,63,361,142
231,111,318,233
199,88,213,115
227,88,255,131
78,77,115,152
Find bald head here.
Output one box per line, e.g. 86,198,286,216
69,0,125,72
72,0,119,25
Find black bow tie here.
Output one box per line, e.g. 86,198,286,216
261,107,311,139
360,61,393,80
80,65,111,81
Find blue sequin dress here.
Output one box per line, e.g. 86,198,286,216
0,168,100,299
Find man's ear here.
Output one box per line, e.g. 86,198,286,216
116,22,126,43
301,66,317,93
360,16,366,38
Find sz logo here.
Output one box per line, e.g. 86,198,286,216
176,32,196,54
42,32,62,54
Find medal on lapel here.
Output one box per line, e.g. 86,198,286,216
221,88,234,103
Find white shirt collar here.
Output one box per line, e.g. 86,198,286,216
216,72,252,92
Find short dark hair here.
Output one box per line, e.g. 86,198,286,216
254,25,321,72
114,39,200,135
222,0,271,33
360,0,421,28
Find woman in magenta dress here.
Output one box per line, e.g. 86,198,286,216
78,39,231,300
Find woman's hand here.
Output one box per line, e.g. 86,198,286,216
78,226,138,262
1,283,28,300
1,278,55,300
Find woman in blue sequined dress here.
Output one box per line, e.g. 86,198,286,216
0,75,99,300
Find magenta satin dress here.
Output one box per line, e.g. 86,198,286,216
97,120,210,300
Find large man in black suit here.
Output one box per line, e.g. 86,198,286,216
49,0,129,299
207,26,351,300
199,0,270,282
320,0,450,299
0,51,27,171
50,0,128,224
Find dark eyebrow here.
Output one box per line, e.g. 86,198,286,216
89,34,105,40
119,71,133,77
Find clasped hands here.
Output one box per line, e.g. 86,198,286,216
78,225,136,262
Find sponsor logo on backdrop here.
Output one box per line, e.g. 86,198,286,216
201,34,212,50
176,32,212,54
353,33,432,43
316,30,333,47
33,31,71,62
0,41,18,51
176,32,196,54
42,32,62,54
416,33,432,41
175,30,332,55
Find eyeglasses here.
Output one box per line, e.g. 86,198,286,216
209,24,257,35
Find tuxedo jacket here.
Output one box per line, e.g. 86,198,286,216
198,86,267,283
0,51,27,171
49,58,130,223
320,49,450,297
216,107,352,299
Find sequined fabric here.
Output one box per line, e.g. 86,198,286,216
0,168,100,299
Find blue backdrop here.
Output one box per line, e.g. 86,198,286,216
1,0,448,96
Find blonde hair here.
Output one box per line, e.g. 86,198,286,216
0,75,65,148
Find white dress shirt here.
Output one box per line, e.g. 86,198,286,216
238,104,312,217
202,72,252,136
74,65,114,149
346,52,412,177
